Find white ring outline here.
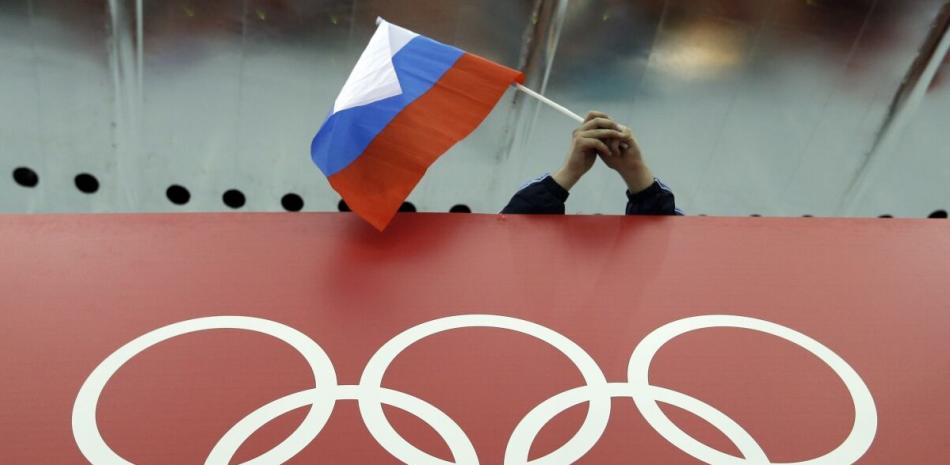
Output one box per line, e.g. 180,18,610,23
208,385,478,465
359,314,611,465
508,383,768,465
72,316,337,465
627,315,877,465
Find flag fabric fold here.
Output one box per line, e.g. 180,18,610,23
311,18,524,230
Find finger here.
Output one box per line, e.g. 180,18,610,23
585,111,610,122
578,137,611,157
618,125,635,143
576,128,624,140
609,138,622,157
614,127,637,154
580,117,621,132
583,117,619,131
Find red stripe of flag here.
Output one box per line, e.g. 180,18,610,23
329,53,523,230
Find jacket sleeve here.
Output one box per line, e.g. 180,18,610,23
501,175,569,214
502,174,684,216
626,178,684,216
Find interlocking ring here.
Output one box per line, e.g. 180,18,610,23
72,316,338,465
72,314,877,465
627,315,877,465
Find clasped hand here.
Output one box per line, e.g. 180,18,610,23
551,111,655,194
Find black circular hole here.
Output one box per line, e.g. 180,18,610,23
12,167,39,188
222,189,245,209
74,173,99,194
337,199,351,212
750,214,761,217
878,214,893,218
928,210,948,219
281,193,304,212
399,201,416,213
802,214,813,218
166,184,191,205
449,204,471,213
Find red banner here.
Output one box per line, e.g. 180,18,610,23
1,213,948,464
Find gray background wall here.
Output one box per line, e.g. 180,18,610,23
2,0,948,217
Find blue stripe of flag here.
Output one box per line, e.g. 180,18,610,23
311,36,464,177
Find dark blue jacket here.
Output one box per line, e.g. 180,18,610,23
501,175,683,216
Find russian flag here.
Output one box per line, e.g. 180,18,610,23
311,18,524,230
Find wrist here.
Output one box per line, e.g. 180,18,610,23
552,166,584,191
619,161,654,194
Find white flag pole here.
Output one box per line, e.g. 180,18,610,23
514,83,584,123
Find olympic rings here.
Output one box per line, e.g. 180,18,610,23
72,314,876,465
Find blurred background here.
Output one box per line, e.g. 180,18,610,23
1,0,948,218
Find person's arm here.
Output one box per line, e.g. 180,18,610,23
501,112,621,214
625,178,683,216
500,174,570,214
598,124,683,216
